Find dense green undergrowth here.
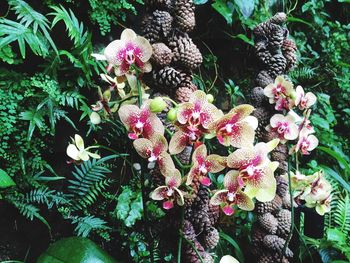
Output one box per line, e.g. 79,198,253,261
0,0,349,262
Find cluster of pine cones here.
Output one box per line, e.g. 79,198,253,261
141,0,202,103
142,1,221,262
250,13,297,263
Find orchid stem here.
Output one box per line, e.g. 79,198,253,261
135,70,153,262
177,208,184,263
162,97,178,107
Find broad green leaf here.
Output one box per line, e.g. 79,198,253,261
320,165,350,192
0,169,16,188
212,0,234,25
287,16,314,28
327,228,346,244
234,0,255,18
37,237,119,263
319,146,350,178
194,0,208,4
219,232,245,263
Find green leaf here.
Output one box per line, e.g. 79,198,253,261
225,32,254,46
318,146,350,178
326,228,347,244
212,0,234,25
234,0,254,18
320,165,350,193
194,0,208,4
37,237,119,263
287,16,314,28
219,232,245,263
0,169,16,188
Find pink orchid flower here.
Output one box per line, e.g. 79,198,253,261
291,128,318,155
210,170,254,216
169,126,203,155
118,102,164,140
267,113,298,143
94,29,152,75
295,86,317,110
208,104,258,148
264,76,295,111
133,133,175,176
150,169,184,210
177,90,222,130
186,144,226,186
227,139,279,202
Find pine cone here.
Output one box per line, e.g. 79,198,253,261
282,192,292,209
175,76,198,102
186,176,201,204
150,166,164,186
202,253,215,263
258,252,290,263
176,145,193,164
152,43,174,66
276,209,291,238
256,70,274,88
192,186,210,212
253,19,281,39
268,27,286,51
142,11,173,43
267,53,287,78
250,87,268,107
252,107,271,140
256,195,283,214
183,220,206,263
191,209,210,234
255,41,271,65
258,213,279,234
153,66,185,90
207,204,220,226
169,33,202,70
204,227,219,249
269,12,287,25
276,176,289,197
271,144,288,163
282,39,298,71
174,0,195,32
251,225,267,245
263,234,293,258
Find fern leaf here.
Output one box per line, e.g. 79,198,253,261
72,215,109,237
49,5,88,47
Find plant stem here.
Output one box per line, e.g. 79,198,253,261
180,233,205,263
177,208,184,263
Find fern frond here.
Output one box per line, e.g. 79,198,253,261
25,187,69,208
0,0,57,57
72,215,110,237
290,66,316,81
333,193,350,233
74,179,114,210
11,200,51,231
58,90,86,109
49,5,88,47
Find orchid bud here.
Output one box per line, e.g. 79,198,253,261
167,107,178,121
90,112,101,125
150,97,167,113
206,94,214,103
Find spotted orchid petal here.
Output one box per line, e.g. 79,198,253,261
207,154,226,173
169,130,190,155
104,39,124,66
174,187,185,206
224,170,240,192
192,144,207,164
227,148,260,169
133,138,153,159
133,36,152,62
150,186,167,201
210,189,229,206
235,191,255,211
158,152,176,176
166,169,182,188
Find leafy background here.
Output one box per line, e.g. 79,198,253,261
0,0,349,262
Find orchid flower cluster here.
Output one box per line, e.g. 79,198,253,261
90,29,153,123
117,89,280,215
286,171,332,215
264,76,332,215
264,76,319,155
